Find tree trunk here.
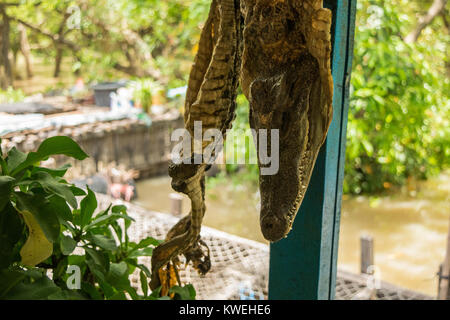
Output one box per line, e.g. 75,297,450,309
11,49,20,80
19,23,33,78
0,6,13,89
53,46,63,78
405,0,447,43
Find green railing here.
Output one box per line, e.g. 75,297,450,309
269,0,357,300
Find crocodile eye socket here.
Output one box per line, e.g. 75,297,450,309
286,19,295,33
261,6,273,19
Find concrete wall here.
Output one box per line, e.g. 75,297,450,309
1,110,184,179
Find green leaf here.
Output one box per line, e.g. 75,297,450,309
10,136,88,176
60,235,77,255
72,208,81,226
127,237,159,261
15,192,60,243
53,256,69,280
125,259,151,277
85,213,134,231
48,195,73,222
149,286,162,299
85,233,117,251
84,247,108,271
169,284,196,300
97,279,115,299
70,185,87,196
0,157,7,176
109,220,123,245
18,209,53,266
94,203,111,218
111,205,127,214
128,246,153,259
17,268,44,280
31,163,72,178
5,274,61,300
68,254,85,266
81,282,103,300
133,236,161,249
147,286,171,300
0,269,26,298
80,187,97,228
125,285,139,300
85,256,114,299
48,289,86,300
140,271,148,297
0,175,15,211
109,291,127,300
107,261,129,288
36,136,88,161
0,203,23,268
6,147,26,173
86,259,115,298
31,171,77,209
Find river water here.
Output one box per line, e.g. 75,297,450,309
134,172,449,297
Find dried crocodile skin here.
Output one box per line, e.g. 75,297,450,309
150,0,242,290
240,0,333,241
151,0,333,289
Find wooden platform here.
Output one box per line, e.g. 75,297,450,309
95,194,434,300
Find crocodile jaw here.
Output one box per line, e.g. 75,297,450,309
242,0,333,242
250,62,320,242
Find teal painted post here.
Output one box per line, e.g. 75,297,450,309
268,0,357,300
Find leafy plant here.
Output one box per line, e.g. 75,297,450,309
344,0,449,194
128,78,164,113
0,87,26,104
0,136,195,300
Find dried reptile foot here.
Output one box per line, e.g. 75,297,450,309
151,0,242,289
158,262,180,297
163,210,211,275
151,237,210,292
150,161,211,290
184,239,211,275
150,205,211,290
150,226,205,290
240,0,333,241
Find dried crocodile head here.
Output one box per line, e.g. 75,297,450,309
150,0,242,290
240,0,333,241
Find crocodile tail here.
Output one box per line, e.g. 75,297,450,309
185,0,242,145
184,0,218,121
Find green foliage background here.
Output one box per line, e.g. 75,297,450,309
344,0,449,193
3,0,449,194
